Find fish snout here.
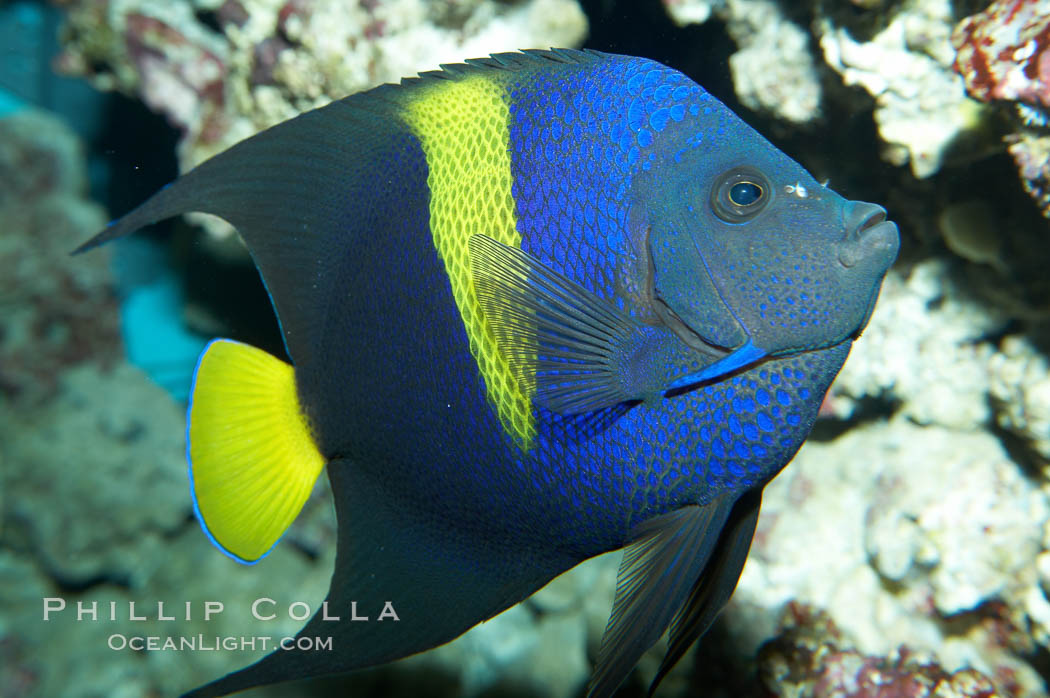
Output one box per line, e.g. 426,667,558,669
838,201,899,269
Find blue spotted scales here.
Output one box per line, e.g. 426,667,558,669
76,49,899,697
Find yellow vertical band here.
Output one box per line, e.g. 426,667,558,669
403,74,534,447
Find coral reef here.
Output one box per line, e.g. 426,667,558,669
757,604,1001,698
829,260,1003,431
1007,131,1050,219
54,0,588,182
3,362,189,586
952,0,1050,109
664,0,822,124
818,0,983,179
0,108,216,696
733,416,1048,696
716,259,1050,697
953,0,1050,218
989,333,1050,466
0,109,116,406
721,0,822,124
663,0,984,177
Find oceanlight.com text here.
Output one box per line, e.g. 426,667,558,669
107,634,334,652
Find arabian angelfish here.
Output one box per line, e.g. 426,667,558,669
77,49,899,697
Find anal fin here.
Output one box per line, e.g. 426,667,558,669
182,458,577,698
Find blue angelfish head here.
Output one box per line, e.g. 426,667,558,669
629,75,899,359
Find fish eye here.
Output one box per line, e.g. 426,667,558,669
711,167,772,223
729,181,762,206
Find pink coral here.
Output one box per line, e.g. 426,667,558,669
758,604,1004,698
1007,132,1050,216
953,0,1050,217
276,0,313,37
952,0,1050,108
124,13,228,143
813,650,998,698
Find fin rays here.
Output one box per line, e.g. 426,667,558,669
187,339,325,563
470,234,662,414
650,489,762,694
587,500,734,698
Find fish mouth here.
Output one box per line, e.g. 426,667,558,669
837,201,899,339
856,207,886,233
839,220,898,266
845,201,886,236
838,202,899,269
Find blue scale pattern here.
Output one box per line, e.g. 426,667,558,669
725,253,838,333
450,55,857,552
495,338,850,555
506,55,714,301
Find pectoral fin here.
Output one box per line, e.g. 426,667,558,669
469,234,666,414
586,499,735,698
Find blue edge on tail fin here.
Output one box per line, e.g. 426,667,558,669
185,338,284,566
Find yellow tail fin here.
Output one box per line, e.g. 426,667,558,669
187,339,325,563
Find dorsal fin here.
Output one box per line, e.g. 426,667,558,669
400,48,602,87
74,49,609,368
74,88,406,367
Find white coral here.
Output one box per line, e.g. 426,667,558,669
818,0,984,178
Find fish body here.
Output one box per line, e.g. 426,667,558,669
77,49,898,697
